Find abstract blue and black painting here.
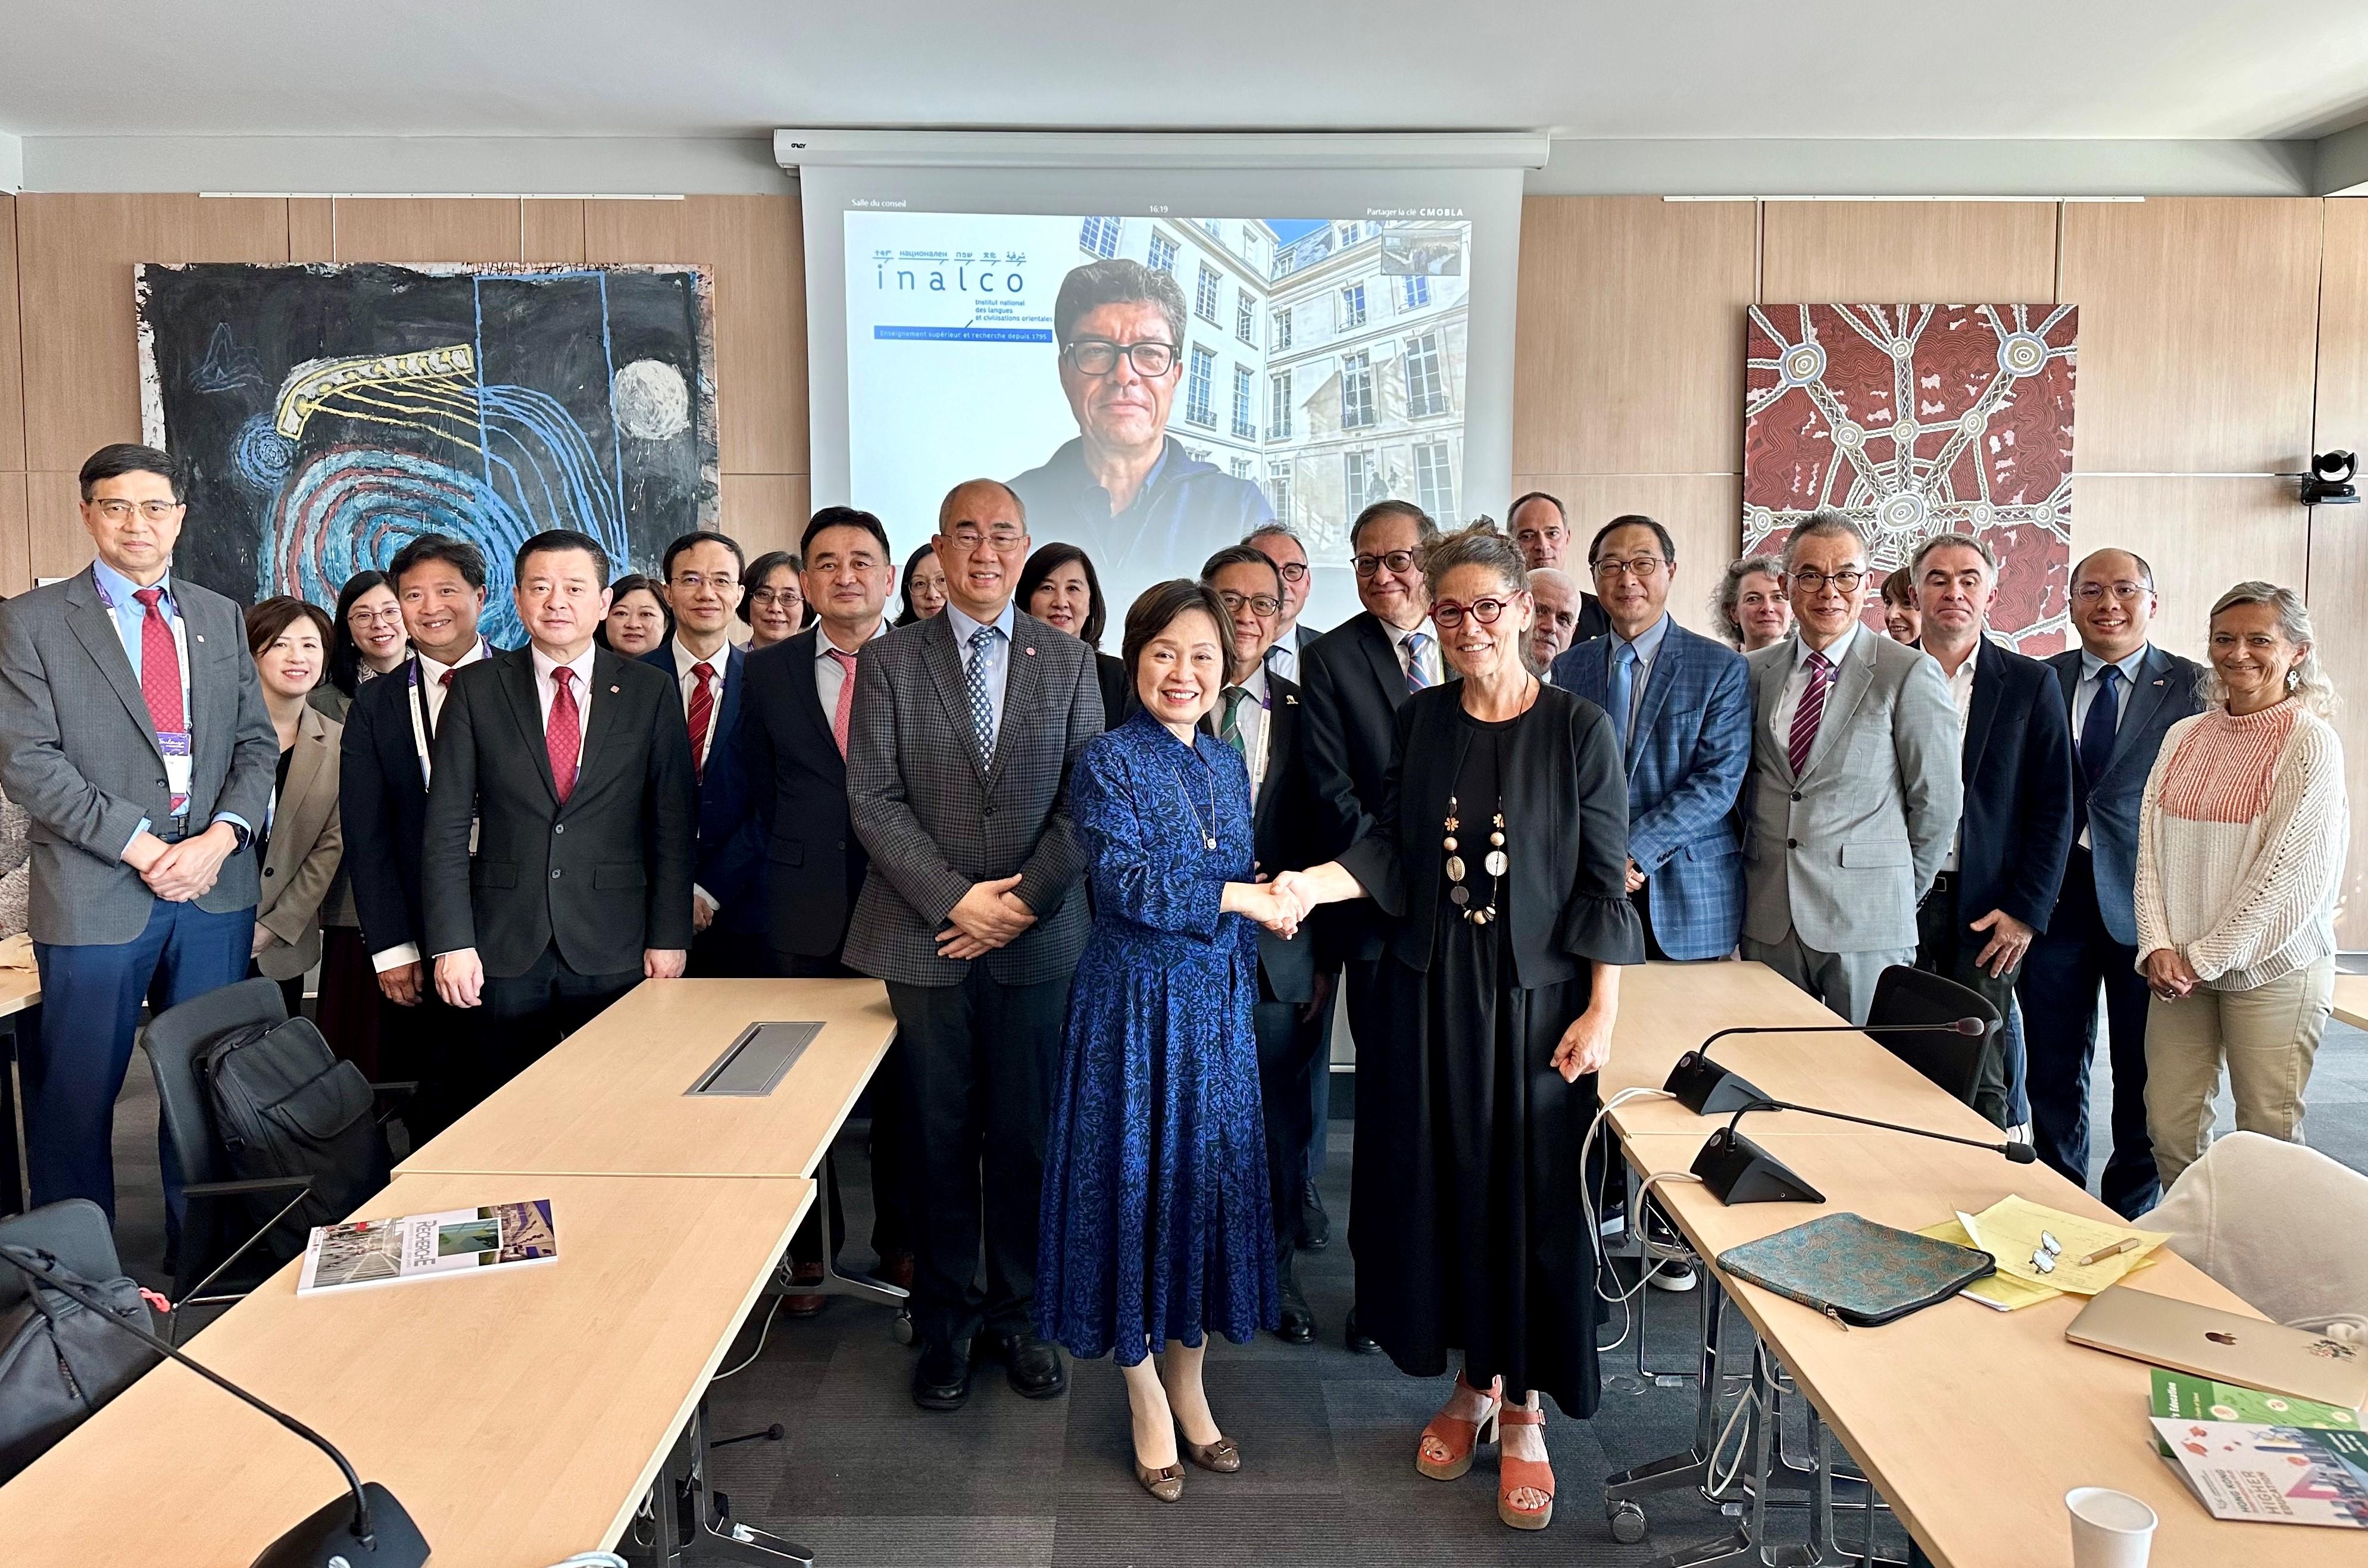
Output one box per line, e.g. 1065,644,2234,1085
136,261,718,644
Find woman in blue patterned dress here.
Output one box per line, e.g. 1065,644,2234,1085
1038,579,1301,1503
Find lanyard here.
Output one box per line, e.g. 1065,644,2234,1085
407,640,491,781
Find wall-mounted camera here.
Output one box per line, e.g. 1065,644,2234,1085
2298,450,2359,507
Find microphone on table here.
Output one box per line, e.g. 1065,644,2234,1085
1689,1097,2039,1207
1663,1017,1989,1114
0,1244,430,1567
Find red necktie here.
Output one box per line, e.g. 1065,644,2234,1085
826,648,857,758
685,661,716,777
1788,650,1832,777
547,666,581,804
439,670,454,690
132,587,183,733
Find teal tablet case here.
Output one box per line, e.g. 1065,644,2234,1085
1714,1212,1997,1327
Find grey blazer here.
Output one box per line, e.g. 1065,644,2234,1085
1741,629,1963,955
0,566,276,945
254,704,345,980
842,608,1103,988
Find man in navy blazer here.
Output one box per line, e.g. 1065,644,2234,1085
1550,516,1751,961
341,532,495,1136
2018,549,2204,1216
1908,535,2075,1130
645,530,766,977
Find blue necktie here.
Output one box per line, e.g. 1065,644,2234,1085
1609,641,1638,757
2080,664,2122,789
1402,630,1431,694
966,623,998,763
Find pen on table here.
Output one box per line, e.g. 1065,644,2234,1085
2077,1237,2141,1267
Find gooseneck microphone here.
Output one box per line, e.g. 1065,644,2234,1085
0,1244,430,1567
1664,1017,1989,1114
1689,1094,2036,1206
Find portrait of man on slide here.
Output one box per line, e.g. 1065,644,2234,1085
1008,258,1272,591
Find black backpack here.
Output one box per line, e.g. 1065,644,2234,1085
0,1213,161,1483
196,1017,389,1264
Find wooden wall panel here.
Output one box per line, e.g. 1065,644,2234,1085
1760,201,2058,304
718,473,811,562
0,194,23,473
289,198,334,263
327,198,523,264
0,472,28,596
1512,196,1757,477
15,194,290,469
26,470,88,583
2315,199,2368,461
522,200,586,264
2067,476,2308,661
2061,198,2322,474
2308,198,2368,945
584,196,806,479
1510,473,1741,637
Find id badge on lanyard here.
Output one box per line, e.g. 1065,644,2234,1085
160,730,193,817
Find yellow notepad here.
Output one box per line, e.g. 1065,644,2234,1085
1959,1196,2170,1296
1914,1219,2065,1311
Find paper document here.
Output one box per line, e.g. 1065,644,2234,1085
1960,1196,2169,1295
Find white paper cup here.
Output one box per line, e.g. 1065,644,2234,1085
2066,1486,2157,1568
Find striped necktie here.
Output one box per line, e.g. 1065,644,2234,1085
1402,630,1431,695
1787,649,1832,777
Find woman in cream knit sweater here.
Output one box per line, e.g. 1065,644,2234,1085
2133,582,2347,1189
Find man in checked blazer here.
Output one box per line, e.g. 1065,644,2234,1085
1739,512,1963,1025
1549,514,1751,961
844,479,1103,1411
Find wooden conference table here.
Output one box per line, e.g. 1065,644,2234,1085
0,1170,817,1564
1606,962,2358,1568
2332,970,2368,1030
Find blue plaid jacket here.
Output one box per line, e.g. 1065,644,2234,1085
1551,620,1751,960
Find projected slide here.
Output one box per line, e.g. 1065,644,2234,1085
845,212,1472,630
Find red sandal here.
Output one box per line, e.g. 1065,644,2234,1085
1415,1374,1502,1481
1497,1405,1554,1530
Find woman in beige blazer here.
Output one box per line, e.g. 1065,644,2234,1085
248,598,345,1017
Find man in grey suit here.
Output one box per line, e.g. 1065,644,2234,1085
844,478,1103,1412
0,444,275,1222
1740,511,1962,1024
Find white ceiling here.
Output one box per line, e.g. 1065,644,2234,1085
2,0,2365,143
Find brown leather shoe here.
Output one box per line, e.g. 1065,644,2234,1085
1134,1459,1185,1502
879,1250,916,1291
1185,1435,1241,1474
783,1260,827,1318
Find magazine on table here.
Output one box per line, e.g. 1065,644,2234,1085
2150,1417,2368,1528
298,1200,558,1295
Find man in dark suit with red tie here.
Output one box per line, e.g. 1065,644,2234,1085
646,529,765,978
423,529,697,1085
740,506,910,1304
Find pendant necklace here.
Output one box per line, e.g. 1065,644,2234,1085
1443,795,1509,924
1174,755,1220,851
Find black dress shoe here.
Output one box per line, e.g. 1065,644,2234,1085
1276,1274,1316,1345
1297,1182,1330,1251
1344,1307,1380,1355
985,1328,1068,1399
912,1341,973,1411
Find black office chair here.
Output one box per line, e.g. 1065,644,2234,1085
0,1198,158,1480
139,978,318,1322
1864,964,2000,1110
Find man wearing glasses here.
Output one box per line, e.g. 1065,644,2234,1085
2019,550,2203,1217
844,479,1104,1412
1507,493,1611,642
1009,260,1272,591
1247,523,1324,685
1738,511,1961,1024
0,443,275,1223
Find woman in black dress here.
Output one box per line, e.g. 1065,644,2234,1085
1019,541,1132,727
1277,523,1642,1532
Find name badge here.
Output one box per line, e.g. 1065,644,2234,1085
160,731,193,816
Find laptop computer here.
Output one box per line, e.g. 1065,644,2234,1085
2067,1285,2368,1410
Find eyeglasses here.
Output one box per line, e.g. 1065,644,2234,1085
748,586,801,605
1592,555,1667,582
348,606,404,627
91,499,182,522
1352,549,1419,579
1267,560,1309,583
1787,567,1868,594
670,572,738,593
1430,595,1522,630
1217,591,1282,618
1063,338,1178,377
948,524,1026,551
2075,580,2150,604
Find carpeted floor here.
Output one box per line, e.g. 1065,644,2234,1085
95,999,2368,1566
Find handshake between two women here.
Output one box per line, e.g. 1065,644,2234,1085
1219,863,1367,941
